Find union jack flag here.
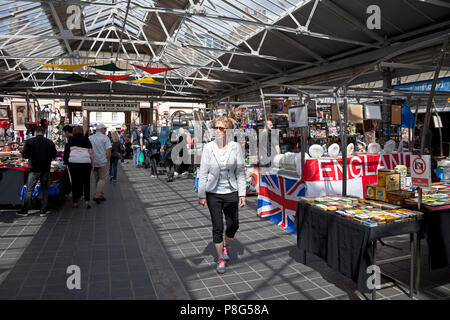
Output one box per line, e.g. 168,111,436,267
257,174,306,235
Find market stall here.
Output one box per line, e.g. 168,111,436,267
0,156,68,206
296,196,423,299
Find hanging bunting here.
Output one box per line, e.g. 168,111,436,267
95,73,131,82
128,76,161,84
91,62,130,72
32,61,93,72
63,74,97,82
131,64,177,75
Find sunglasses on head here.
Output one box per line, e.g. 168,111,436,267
213,126,226,132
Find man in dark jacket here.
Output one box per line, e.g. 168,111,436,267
18,126,57,217
161,131,178,182
146,131,161,177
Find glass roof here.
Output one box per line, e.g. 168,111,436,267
0,0,305,85
161,0,304,75
0,0,65,70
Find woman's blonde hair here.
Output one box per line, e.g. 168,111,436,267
211,116,233,129
111,131,120,142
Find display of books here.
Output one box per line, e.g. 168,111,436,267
302,196,423,227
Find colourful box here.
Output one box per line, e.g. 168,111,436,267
366,184,377,199
376,187,387,202
377,170,393,187
385,173,400,191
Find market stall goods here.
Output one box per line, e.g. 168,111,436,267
302,196,423,227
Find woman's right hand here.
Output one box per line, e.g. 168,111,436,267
198,198,207,207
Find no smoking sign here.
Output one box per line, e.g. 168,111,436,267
411,155,431,187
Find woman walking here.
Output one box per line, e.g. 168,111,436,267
110,131,122,182
63,126,94,208
197,116,246,274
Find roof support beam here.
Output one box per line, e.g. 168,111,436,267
379,62,450,71
47,2,74,55
410,0,450,9
320,0,386,44
268,29,325,63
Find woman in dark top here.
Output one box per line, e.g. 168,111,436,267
109,131,123,182
146,131,161,177
161,130,178,182
63,126,94,208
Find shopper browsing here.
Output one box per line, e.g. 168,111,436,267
197,116,246,274
258,119,280,172
17,126,57,217
89,123,112,204
63,126,94,208
131,126,144,167
109,131,123,182
146,131,161,178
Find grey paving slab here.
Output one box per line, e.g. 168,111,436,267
1,161,449,300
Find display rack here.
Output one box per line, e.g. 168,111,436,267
308,120,328,147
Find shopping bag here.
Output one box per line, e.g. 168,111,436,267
19,185,41,200
194,167,199,192
139,151,145,163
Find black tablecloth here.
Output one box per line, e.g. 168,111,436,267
0,168,27,205
420,207,450,270
402,203,450,270
296,201,423,293
0,168,69,206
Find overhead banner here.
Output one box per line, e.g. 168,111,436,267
82,101,140,111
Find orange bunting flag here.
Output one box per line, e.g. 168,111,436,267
128,76,161,84
95,73,131,82
32,61,93,71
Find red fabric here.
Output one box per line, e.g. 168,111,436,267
300,153,411,199
0,166,29,171
0,121,8,129
95,73,131,82
131,64,176,75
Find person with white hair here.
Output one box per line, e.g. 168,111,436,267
89,123,112,204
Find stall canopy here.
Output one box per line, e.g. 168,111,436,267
0,0,449,103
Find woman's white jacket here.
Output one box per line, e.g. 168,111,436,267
197,141,246,198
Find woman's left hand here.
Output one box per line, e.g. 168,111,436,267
239,196,246,208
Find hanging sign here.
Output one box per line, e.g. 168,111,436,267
288,105,308,128
82,101,140,111
411,155,431,187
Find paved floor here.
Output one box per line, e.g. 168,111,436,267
0,162,449,300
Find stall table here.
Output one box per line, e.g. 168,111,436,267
296,200,422,299
0,166,68,206
403,200,450,295
0,166,28,206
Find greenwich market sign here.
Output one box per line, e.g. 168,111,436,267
82,101,140,111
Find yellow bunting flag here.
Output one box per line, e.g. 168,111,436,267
128,76,161,84
32,61,93,72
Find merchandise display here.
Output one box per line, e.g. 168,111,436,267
302,195,423,227
328,143,340,157
308,144,324,158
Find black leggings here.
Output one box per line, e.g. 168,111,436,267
69,163,91,202
206,192,239,243
150,155,159,176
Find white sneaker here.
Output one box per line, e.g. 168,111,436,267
174,172,179,176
